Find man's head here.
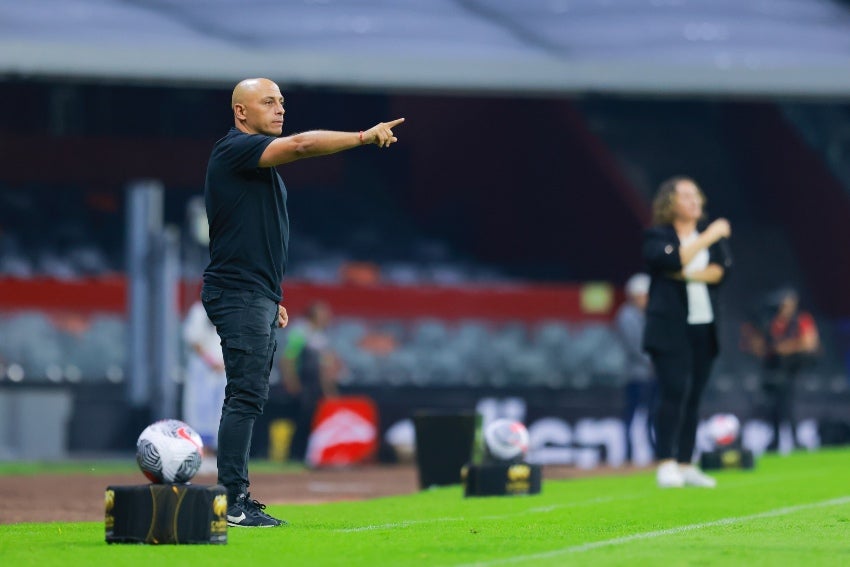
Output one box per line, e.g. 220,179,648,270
231,78,285,136
625,273,650,310
776,288,799,320
306,301,332,330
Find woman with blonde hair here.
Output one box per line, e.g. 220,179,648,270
643,176,732,488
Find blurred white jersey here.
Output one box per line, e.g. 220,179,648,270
183,302,224,366
182,301,226,449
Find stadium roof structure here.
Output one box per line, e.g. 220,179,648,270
3,0,850,97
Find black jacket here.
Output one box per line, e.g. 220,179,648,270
642,224,733,355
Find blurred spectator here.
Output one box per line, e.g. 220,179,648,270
279,301,341,463
741,287,820,451
182,300,226,468
615,273,656,464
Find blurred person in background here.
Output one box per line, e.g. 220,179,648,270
202,77,404,527
741,287,820,452
182,299,226,473
615,272,656,464
279,301,340,463
642,176,733,488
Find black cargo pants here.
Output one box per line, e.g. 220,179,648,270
201,284,278,502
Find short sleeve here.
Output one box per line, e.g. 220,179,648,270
797,312,817,337
283,328,307,360
219,130,276,172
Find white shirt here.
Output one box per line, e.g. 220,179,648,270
183,302,224,365
680,231,714,325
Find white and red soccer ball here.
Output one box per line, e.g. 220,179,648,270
706,413,741,448
483,419,530,462
136,419,204,484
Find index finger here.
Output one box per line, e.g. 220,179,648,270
386,117,405,128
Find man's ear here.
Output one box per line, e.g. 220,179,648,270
234,103,247,121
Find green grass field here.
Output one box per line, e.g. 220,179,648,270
2,450,849,566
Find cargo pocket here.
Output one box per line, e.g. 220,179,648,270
223,334,273,379
201,287,223,304
267,336,278,377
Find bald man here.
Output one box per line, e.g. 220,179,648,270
202,78,404,527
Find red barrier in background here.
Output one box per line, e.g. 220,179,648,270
280,281,619,322
0,277,128,313
0,277,620,322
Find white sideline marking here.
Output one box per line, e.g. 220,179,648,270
334,495,644,533
308,481,374,494
449,496,850,567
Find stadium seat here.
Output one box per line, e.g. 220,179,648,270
532,320,572,354
339,350,381,386
64,314,127,382
418,348,465,386
452,319,492,355
411,318,450,350
379,347,418,386
505,348,554,387
328,319,368,351
3,311,64,382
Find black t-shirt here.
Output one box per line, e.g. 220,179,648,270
203,127,289,303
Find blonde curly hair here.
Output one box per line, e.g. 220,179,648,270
651,176,706,226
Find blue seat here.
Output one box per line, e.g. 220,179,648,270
379,348,418,386
532,320,572,354
65,314,127,382
3,311,64,382
411,318,450,350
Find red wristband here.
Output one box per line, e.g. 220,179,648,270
359,130,364,143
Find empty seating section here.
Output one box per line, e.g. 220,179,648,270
323,317,628,389
0,311,126,383
0,185,121,278
0,311,630,388
0,183,512,285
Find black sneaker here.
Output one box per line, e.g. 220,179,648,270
226,493,287,528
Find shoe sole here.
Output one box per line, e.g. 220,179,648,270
227,521,281,528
